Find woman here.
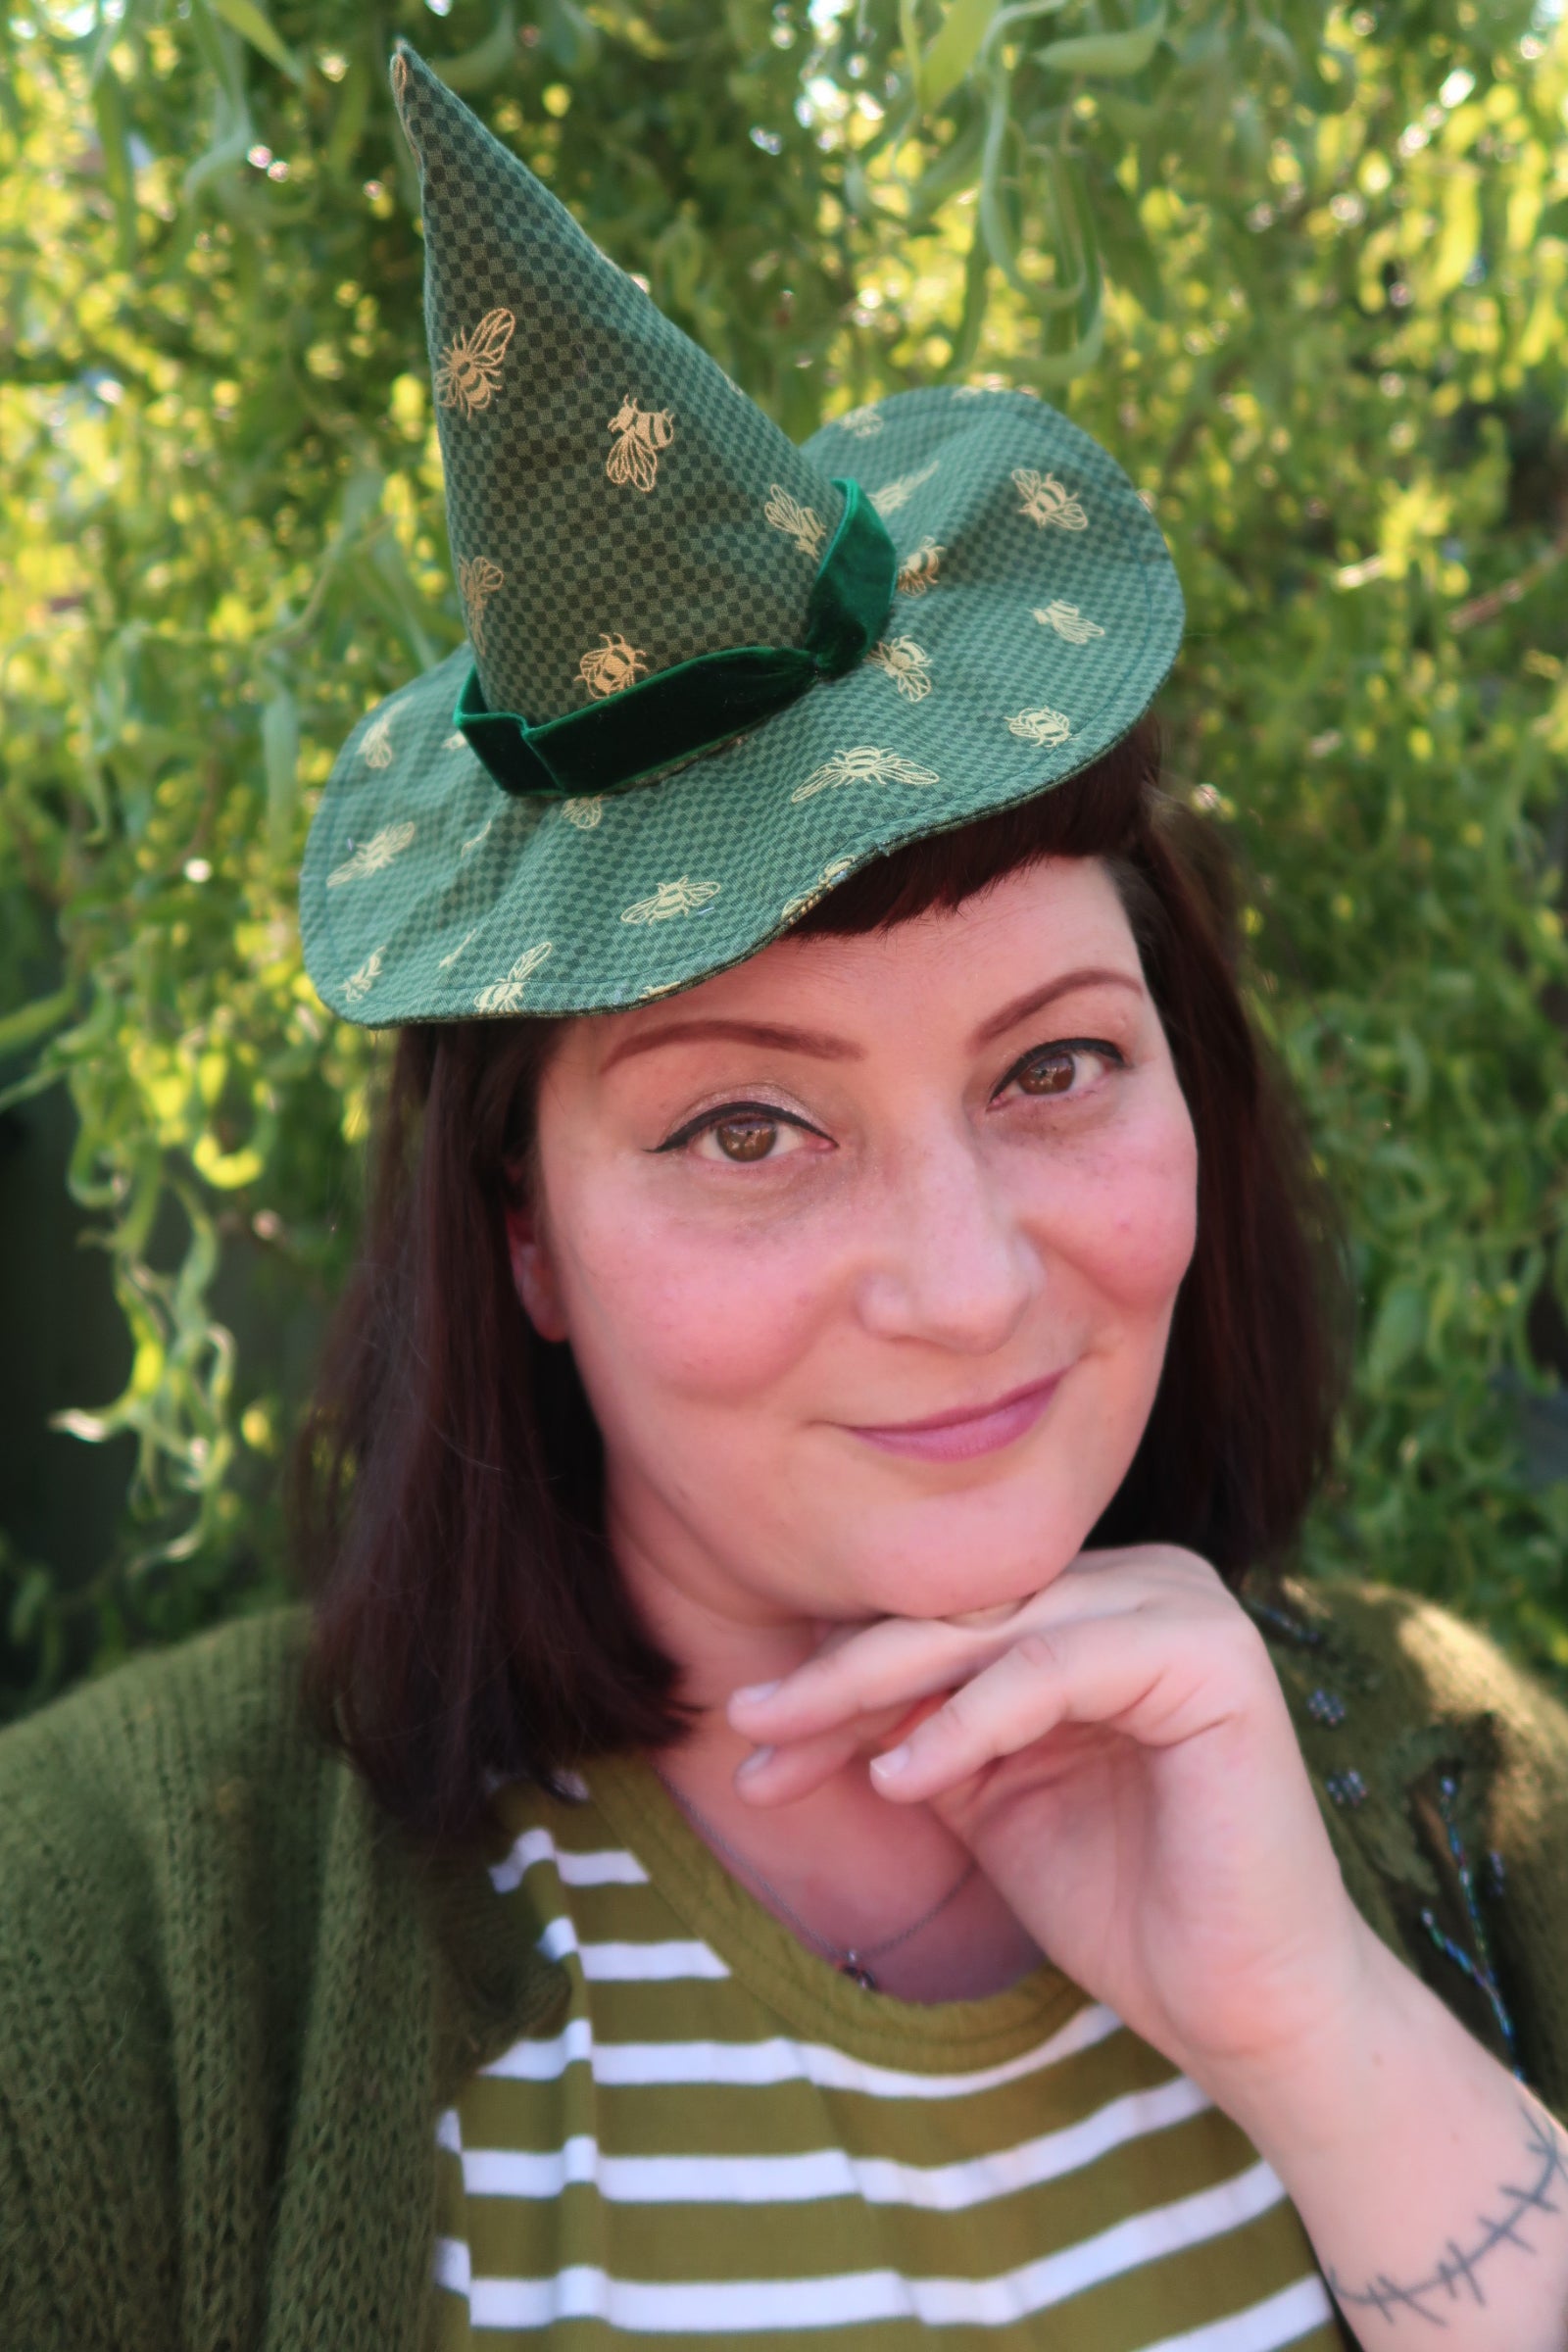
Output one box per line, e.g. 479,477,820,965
3,39,1567,2352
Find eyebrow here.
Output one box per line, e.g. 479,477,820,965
600,967,1144,1075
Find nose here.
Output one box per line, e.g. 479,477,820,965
855,1119,1042,1354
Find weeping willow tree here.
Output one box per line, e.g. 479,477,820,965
2,0,1566,1709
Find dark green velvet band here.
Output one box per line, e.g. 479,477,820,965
455,477,897,800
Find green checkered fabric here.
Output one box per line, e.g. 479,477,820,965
299,47,1184,1025
392,41,839,725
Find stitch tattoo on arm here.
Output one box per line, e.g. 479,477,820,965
1326,2101,1567,2329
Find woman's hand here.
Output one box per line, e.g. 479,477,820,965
727,1544,1378,2111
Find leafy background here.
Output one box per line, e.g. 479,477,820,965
2,0,1565,1715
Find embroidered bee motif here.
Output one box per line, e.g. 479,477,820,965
342,947,384,1004
578,633,649,700
458,556,505,658
1012,468,1088,531
327,820,416,888
866,637,932,702
474,942,553,1014
1007,705,1073,747
435,309,515,419
437,928,478,970
870,462,939,517
839,403,884,438
562,796,604,830
764,486,827,558
620,877,721,924
361,712,395,769
606,396,675,492
897,539,944,596
790,747,940,806
443,730,469,752
953,378,1009,397
1034,600,1104,643
639,978,683,1000
459,816,493,861
781,854,857,923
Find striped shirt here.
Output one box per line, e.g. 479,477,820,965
431,1753,1350,2348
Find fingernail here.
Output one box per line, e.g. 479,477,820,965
871,1742,910,1779
732,1680,781,1707
736,1744,775,1780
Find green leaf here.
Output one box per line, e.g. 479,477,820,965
1367,1284,1429,1389
1035,11,1166,79
207,0,306,85
0,985,77,1064
921,0,1004,114
427,6,520,94
261,687,299,866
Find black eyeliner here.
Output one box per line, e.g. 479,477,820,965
650,1100,823,1154
993,1037,1127,1100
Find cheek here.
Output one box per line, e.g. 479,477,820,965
553,1180,833,1409
1046,1087,1200,1314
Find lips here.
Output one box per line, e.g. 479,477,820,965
845,1371,1064,1465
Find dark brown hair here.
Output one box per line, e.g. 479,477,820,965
289,717,1350,1846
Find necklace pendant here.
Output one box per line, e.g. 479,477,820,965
840,1956,878,1990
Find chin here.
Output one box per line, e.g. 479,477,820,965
810,1499,1098,1623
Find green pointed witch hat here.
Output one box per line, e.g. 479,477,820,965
299,41,1184,1024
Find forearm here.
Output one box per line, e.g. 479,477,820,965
1208,1924,1568,2352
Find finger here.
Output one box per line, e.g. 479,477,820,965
734,1692,950,1807
867,1613,1240,1802
727,1615,992,1742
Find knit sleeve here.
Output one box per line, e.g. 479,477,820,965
1277,1575,1568,2123
0,1665,184,2349
1381,1587,1568,2116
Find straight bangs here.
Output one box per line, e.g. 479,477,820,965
290,718,1350,1846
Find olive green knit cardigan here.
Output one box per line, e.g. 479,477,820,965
1,1575,1566,2351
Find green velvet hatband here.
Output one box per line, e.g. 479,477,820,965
299,44,1184,1025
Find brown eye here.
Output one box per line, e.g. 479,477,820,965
714,1116,779,1161
1016,1051,1077,1096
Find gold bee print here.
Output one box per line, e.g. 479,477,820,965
953,378,1009,397
620,877,721,925
458,556,505,658
897,539,944,595
443,729,469,752
781,854,857,923
434,309,516,420
437,928,478,971
361,712,395,769
326,819,416,889
474,942,553,1014
606,396,675,492
1007,705,1073,747
578,633,649,700
459,815,493,861
790,747,940,807
839,403,884,438
763,486,827,559
1034,600,1104,644
638,978,683,1001
1012,468,1089,531
562,796,604,830
342,947,384,1005
869,462,940,518
866,637,933,702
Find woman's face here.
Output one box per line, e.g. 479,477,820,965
508,854,1199,1630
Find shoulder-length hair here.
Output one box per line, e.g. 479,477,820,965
289,716,1350,1846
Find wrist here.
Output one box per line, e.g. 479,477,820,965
1194,1913,1416,2166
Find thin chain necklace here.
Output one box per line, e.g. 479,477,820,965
652,1764,978,1991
